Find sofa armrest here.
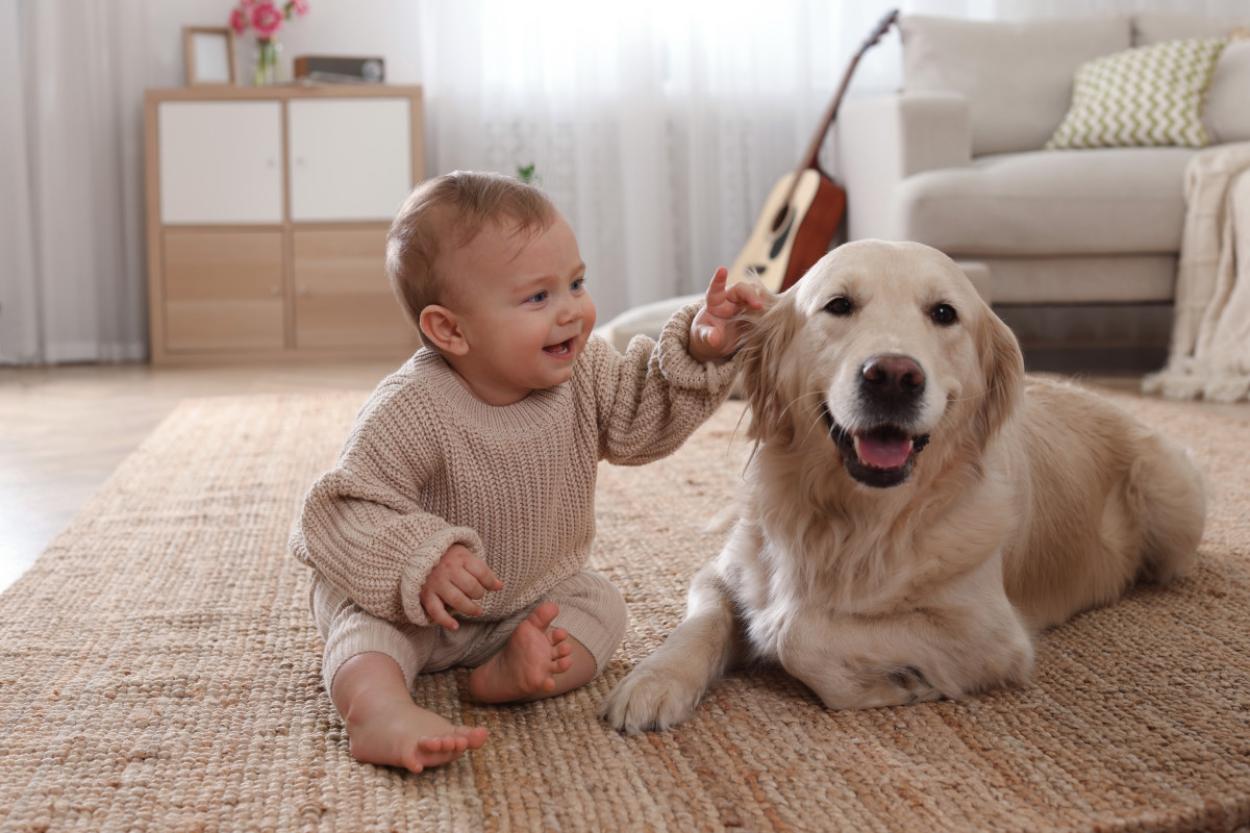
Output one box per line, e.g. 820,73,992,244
835,92,972,241
595,292,704,354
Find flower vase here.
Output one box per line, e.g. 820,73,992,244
253,38,282,86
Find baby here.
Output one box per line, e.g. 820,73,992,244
290,170,762,774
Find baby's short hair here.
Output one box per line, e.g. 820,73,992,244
386,171,557,345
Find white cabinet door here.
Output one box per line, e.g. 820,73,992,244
288,98,412,222
159,101,283,224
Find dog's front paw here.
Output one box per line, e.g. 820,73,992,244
601,662,705,734
887,665,944,705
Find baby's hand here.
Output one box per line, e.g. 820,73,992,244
689,267,767,363
420,544,503,630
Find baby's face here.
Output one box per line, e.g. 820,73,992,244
443,215,596,404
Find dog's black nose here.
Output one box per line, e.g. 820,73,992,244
860,354,926,407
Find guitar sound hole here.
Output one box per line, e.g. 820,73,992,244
770,205,791,233
769,224,791,259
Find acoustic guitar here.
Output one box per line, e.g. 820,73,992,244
728,9,899,293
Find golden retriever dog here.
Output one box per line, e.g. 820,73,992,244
603,239,1206,732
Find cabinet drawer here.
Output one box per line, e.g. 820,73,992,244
159,102,283,224
163,230,285,352
292,229,417,349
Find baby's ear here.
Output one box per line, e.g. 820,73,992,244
419,305,469,355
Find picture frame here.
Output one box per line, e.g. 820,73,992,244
183,26,236,86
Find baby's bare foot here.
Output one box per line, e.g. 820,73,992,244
344,697,488,774
467,601,574,703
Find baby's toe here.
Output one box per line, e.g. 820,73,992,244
549,627,568,645
409,741,453,770
459,727,489,748
526,666,554,692
528,601,560,631
430,735,466,754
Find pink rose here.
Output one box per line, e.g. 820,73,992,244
289,0,310,15
250,2,284,38
229,7,248,35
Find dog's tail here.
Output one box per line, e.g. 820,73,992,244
1125,433,1206,585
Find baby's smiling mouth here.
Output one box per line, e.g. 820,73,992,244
543,338,575,356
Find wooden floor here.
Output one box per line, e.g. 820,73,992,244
2,361,1246,595
0,359,399,594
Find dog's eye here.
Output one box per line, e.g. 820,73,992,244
930,303,958,326
824,296,854,317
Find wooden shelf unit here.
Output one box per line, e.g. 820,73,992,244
143,85,424,364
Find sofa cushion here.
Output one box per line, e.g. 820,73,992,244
1132,13,1247,44
594,293,702,355
1206,40,1250,143
981,255,1177,304
901,15,1131,156
896,147,1194,256
1046,38,1226,149
1132,13,1250,143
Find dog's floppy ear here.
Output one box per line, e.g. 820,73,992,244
741,293,804,447
975,308,1024,443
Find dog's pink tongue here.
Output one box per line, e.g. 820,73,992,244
856,433,913,469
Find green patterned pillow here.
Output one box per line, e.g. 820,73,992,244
1047,38,1227,149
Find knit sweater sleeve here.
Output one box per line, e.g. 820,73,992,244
586,301,740,465
288,381,482,627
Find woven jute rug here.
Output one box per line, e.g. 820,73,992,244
2,389,1249,833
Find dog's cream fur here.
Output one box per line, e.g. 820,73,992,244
603,240,1206,732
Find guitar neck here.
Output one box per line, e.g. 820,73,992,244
798,50,867,172
786,10,899,193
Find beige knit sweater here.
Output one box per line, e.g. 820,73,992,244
290,303,738,628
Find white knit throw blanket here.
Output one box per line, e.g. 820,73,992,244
1144,141,1250,402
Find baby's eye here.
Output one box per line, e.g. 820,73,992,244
571,277,586,292
526,290,548,304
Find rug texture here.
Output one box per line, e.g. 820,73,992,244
2,389,1249,833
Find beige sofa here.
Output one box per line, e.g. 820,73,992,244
835,13,1250,367
600,13,1249,367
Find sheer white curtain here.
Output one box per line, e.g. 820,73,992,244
11,0,1234,363
0,0,977,364
415,0,916,322
1,0,152,365
414,0,1250,322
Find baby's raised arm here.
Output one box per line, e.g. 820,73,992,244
584,270,762,465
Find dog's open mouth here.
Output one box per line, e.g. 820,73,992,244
821,404,929,488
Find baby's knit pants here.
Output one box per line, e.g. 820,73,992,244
311,570,628,695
